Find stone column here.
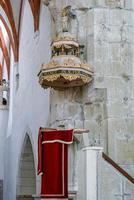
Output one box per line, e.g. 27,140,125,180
83,147,103,200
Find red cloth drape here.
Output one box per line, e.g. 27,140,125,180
38,128,73,199
38,128,43,175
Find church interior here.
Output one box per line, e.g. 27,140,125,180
0,0,134,199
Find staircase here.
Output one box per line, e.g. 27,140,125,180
78,147,134,200
102,152,134,184
98,151,134,200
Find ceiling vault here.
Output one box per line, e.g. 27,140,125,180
0,27,10,79
28,0,41,31
0,0,42,78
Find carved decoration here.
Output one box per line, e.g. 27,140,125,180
38,7,93,90
43,55,90,70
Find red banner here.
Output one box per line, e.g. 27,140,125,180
38,128,73,199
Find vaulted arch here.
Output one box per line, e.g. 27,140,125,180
0,0,18,51
28,0,41,31
0,0,42,65
0,28,10,79
0,62,3,81
16,134,36,199
0,14,17,61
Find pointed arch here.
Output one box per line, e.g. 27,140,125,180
18,0,24,37
28,0,35,17
16,134,36,198
0,0,18,62
34,0,41,31
28,0,41,31
0,28,10,79
0,14,17,61
0,62,3,81
0,0,18,51
0,0,42,64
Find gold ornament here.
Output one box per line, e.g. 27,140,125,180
38,7,93,90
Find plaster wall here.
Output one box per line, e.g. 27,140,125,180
0,109,8,179
4,1,51,200
16,135,36,196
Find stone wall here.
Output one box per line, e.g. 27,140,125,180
87,3,134,167
98,155,134,200
49,0,134,164
48,0,134,198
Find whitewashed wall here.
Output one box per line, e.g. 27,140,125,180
4,1,51,200
0,109,8,180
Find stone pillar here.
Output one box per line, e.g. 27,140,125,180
83,147,103,200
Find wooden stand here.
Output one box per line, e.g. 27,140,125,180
40,128,89,134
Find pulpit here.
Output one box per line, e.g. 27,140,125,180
38,128,89,199
38,7,93,90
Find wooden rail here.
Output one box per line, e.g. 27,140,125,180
102,152,134,184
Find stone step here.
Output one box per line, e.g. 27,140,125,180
16,195,34,200
17,199,33,200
